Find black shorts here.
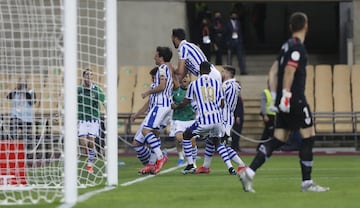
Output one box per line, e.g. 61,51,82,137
276,99,313,130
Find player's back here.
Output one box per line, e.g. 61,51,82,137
223,78,241,113
178,40,207,76
187,74,223,125
276,37,307,103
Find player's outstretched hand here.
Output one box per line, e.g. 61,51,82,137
279,89,292,113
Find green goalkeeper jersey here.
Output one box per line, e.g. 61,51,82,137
77,84,105,121
172,86,195,121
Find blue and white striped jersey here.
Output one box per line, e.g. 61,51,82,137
153,63,173,107
178,40,207,76
222,78,241,126
186,74,223,125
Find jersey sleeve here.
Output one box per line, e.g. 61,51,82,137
217,80,224,102
97,86,106,103
287,44,303,69
158,65,169,79
178,45,188,60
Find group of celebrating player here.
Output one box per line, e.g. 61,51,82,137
130,11,330,193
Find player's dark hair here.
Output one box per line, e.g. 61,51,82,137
200,61,211,75
17,78,27,89
149,67,158,76
82,68,92,76
289,12,307,33
156,46,172,62
223,65,236,77
172,28,186,41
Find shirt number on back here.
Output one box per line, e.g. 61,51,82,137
200,86,215,103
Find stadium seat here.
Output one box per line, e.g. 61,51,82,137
136,66,154,86
132,66,153,114
314,65,333,133
118,66,137,114
305,65,315,111
118,87,133,114
351,65,360,132
333,65,353,133
118,66,136,88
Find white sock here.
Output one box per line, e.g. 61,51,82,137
203,155,212,168
232,155,246,167
246,167,256,180
302,180,313,187
148,151,157,165
178,151,184,160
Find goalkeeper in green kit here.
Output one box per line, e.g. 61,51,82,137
77,68,105,173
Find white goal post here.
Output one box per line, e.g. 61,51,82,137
0,0,118,205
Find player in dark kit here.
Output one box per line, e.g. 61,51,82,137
238,12,329,193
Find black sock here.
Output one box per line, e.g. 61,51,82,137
249,151,266,172
299,137,314,181
250,138,285,171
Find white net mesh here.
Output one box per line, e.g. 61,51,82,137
0,0,107,204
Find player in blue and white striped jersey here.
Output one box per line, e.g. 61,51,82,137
171,28,222,83
196,65,247,175
173,61,232,174
131,67,158,174
140,46,174,174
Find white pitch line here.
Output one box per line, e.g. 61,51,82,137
58,186,116,208
121,164,185,187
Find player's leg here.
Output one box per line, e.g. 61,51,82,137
181,129,196,174
132,122,151,166
195,138,214,174
191,137,198,167
181,123,199,174
78,121,88,156
299,126,329,192
226,145,246,171
86,135,96,173
133,125,157,174
142,106,172,173
86,120,101,173
238,128,288,192
175,131,185,165
249,128,288,172
214,139,234,174
169,120,184,166
142,107,165,161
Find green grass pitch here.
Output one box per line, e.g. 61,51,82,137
13,154,360,208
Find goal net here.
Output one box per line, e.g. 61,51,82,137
0,0,116,205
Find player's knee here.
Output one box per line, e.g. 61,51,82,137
258,141,274,158
88,141,94,148
141,128,151,137
175,133,183,142
183,128,193,140
258,143,270,157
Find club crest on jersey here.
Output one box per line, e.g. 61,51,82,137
291,51,300,61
